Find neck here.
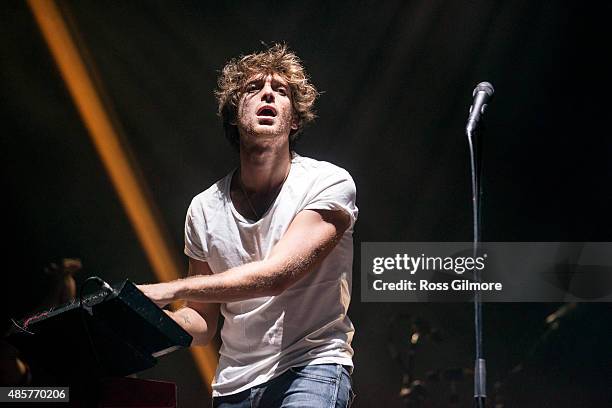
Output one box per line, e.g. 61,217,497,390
238,140,291,193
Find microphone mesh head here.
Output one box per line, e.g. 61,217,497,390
473,81,494,97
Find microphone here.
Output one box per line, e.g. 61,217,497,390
466,82,494,136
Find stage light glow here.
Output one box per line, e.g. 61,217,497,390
27,0,217,393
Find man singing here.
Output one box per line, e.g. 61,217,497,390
139,43,357,407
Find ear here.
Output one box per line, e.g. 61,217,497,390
291,115,299,130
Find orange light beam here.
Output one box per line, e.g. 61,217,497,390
27,0,217,392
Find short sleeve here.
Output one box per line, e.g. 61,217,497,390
184,198,209,261
302,168,358,229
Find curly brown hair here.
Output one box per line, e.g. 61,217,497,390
215,43,319,150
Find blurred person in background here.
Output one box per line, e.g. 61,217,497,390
1,258,80,385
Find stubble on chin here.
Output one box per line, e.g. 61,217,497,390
239,113,293,142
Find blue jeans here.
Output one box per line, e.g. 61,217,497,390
213,364,354,408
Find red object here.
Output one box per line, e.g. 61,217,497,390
69,377,177,408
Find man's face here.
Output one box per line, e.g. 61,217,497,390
235,73,298,146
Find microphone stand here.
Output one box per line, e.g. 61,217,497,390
467,125,486,408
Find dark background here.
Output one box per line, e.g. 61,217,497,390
2,1,611,406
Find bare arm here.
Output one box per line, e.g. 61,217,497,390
162,259,219,346
139,209,350,305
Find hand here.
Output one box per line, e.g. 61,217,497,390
136,282,178,308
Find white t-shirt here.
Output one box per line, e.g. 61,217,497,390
184,153,358,397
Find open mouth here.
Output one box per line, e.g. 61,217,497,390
256,106,277,117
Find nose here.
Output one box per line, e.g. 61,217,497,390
261,77,275,103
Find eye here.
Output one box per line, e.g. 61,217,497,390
246,83,259,93
277,87,288,96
